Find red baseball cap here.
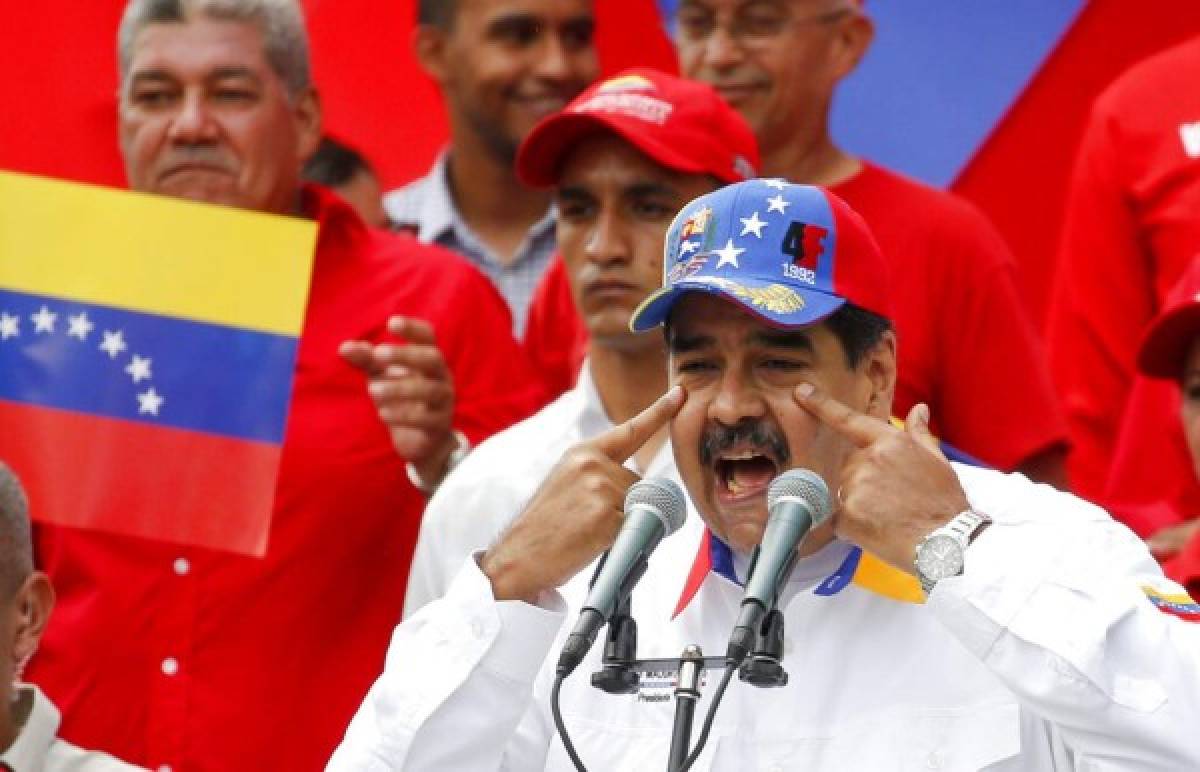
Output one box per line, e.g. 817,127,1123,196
516,67,760,188
1138,257,1200,379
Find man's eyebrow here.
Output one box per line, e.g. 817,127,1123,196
667,331,714,353
129,70,176,85
627,181,678,198
751,329,815,353
209,66,262,83
555,185,595,202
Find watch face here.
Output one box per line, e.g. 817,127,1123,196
916,533,965,581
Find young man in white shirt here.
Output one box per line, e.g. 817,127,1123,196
402,68,760,615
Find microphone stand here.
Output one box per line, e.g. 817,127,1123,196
667,645,704,771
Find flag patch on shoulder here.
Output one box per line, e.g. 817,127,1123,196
1142,585,1200,621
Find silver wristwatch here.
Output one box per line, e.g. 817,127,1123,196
406,430,470,495
914,509,992,596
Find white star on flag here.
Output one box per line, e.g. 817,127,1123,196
679,240,700,256
126,355,153,384
31,306,57,334
137,387,164,416
714,238,746,269
740,211,768,238
764,179,788,190
67,312,94,341
0,313,18,341
766,194,791,214
99,330,127,359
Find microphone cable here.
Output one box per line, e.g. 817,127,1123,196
552,673,588,772
676,662,736,771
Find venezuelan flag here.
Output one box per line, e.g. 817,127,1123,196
0,172,316,556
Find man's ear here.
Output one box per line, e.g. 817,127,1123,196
413,24,451,84
829,10,875,81
294,87,323,166
12,573,53,671
860,329,896,421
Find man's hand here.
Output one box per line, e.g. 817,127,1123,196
794,382,971,573
1146,519,1200,560
340,316,459,487
480,386,686,604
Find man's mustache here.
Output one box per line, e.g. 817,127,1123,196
160,145,237,173
699,419,790,467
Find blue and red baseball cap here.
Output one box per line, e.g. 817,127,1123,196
516,67,759,188
629,179,892,332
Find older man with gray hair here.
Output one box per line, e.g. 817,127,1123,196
24,1,543,770
0,464,145,771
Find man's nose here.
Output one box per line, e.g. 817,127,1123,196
709,370,766,426
533,33,576,82
584,210,631,267
701,24,747,72
166,93,219,143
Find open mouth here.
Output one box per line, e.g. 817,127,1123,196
715,450,779,501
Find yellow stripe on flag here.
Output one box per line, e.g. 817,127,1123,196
0,171,317,336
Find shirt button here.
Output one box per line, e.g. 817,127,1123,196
470,619,486,639
926,751,944,769
173,557,190,576
161,657,180,676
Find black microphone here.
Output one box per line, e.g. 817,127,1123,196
726,469,832,665
557,477,687,677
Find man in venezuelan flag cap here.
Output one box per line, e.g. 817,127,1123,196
332,178,1200,769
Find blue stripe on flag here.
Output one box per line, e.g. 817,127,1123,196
0,288,298,443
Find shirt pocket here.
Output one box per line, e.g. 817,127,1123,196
705,701,1022,772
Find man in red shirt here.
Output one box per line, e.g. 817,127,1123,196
25,2,543,771
1047,36,1200,531
526,0,1068,481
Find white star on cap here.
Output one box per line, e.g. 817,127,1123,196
0,313,18,341
679,240,699,256
67,312,94,341
764,179,788,190
126,355,153,384
740,211,768,238
31,306,57,334
714,238,746,269
766,194,790,214
137,387,164,416
99,330,127,359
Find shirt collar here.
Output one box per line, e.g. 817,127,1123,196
406,151,558,255
672,529,925,618
1,685,61,772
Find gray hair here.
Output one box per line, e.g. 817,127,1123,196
117,0,312,98
0,463,33,594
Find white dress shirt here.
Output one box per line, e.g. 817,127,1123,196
333,465,1200,771
1,685,146,771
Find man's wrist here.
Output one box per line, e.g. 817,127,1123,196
406,429,469,494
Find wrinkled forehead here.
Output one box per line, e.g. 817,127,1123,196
126,18,272,82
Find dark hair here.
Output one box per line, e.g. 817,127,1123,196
417,0,458,28
823,302,894,368
302,136,374,188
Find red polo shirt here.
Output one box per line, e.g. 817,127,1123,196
28,186,545,772
525,163,1066,470
1047,36,1200,503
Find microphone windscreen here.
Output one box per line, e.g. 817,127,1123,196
624,477,687,535
767,469,832,526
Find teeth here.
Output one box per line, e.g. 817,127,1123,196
723,451,761,461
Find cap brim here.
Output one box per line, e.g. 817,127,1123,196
1138,304,1200,379
517,111,730,189
630,276,846,333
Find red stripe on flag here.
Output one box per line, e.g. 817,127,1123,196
0,399,280,556
673,529,714,619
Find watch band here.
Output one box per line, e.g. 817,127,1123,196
915,509,992,595
406,430,470,495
